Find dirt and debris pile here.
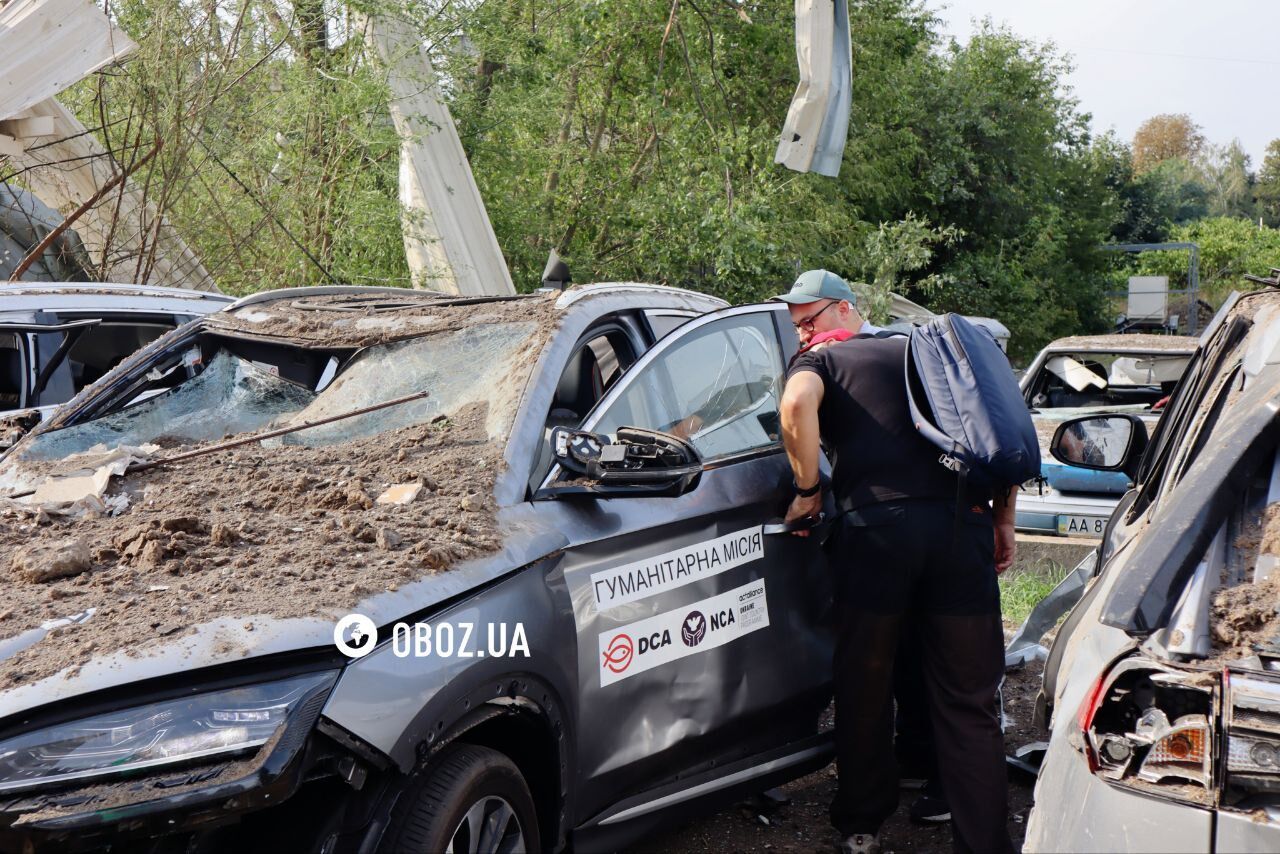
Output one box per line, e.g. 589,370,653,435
1045,334,1199,352
1212,504,1280,657
0,293,560,689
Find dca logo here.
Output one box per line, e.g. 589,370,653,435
334,613,377,658
602,633,634,674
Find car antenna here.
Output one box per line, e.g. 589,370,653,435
541,249,571,291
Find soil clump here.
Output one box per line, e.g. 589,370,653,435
1211,504,1280,657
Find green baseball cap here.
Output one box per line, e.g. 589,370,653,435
771,269,857,306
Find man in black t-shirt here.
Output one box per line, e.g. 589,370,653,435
774,270,1015,854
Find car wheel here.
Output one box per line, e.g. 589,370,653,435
381,743,539,854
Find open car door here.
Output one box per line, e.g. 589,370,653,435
537,303,834,841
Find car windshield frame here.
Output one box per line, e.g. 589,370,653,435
5,317,543,469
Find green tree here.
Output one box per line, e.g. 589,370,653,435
1200,140,1254,219
3,0,1131,360
1257,139,1280,227
893,24,1120,355
853,213,959,324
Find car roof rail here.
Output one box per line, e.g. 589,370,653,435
226,285,453,310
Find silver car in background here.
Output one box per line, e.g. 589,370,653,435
0,283,231,445
1016,334,1197,538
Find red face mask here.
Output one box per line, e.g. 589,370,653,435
797,328,854,355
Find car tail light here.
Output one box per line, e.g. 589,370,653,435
1076,670,1109,772
1224,671,1280,796
1137,714,1211,786
1075,658,1218,798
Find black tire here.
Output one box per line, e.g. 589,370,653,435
381,743,540,854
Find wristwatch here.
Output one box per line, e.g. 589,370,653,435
793,478,822,498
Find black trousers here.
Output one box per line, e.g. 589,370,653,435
894,628,938,783
827,499,1012,854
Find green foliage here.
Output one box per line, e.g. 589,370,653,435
853,213,958,325
449,7,1123,358
5,0,1172,359
1200,140,1255,220
54,0,410,293
1133,217,1280,303
1257,140,1280,228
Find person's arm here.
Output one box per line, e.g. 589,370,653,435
780,370,825,536
993,485,1018,574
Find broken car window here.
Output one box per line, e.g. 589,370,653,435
1030,352,1190,410
271,321,539,447
21,350,316,461
19,321,541,462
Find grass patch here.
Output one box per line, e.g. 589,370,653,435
1000,562,1071,626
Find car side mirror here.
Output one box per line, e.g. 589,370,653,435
536,426,702,499
1050,414,1148,480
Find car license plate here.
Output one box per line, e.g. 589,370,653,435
1058,514,1106,537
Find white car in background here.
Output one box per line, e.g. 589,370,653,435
0,282,231,445
1015,333,1197,538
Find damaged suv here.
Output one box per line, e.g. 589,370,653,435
0,285,836,853
1026,275,1280,851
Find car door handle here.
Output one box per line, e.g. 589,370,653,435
762,512,826,535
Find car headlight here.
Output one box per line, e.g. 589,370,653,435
0,671,336,794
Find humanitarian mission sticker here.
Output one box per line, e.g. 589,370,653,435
589,526,764,611
597,579,770,687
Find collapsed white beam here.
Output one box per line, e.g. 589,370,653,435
0,0,138,122
7,98,218,291
775,0,852,178
363,14,514,296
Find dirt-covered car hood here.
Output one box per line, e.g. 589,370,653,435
0,292,565,715
0,505,567,718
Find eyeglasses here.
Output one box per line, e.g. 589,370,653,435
794,300,838,332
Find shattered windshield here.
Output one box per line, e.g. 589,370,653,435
22,351,316,461
271,322,538,447
1029,351,1191,411
17,321,539,463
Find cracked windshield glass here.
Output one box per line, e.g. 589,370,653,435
17,322,539,463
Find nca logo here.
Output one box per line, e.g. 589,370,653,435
709,609,736,631
602,633,633,674
681,610,707,647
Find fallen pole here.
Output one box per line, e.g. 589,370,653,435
1,389,435,500
128,388,433,473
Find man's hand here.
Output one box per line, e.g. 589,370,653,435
784,492,823,537
994,521,1016,574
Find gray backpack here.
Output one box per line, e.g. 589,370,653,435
904,314,1040,490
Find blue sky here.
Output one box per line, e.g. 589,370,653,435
926,0,1279,167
